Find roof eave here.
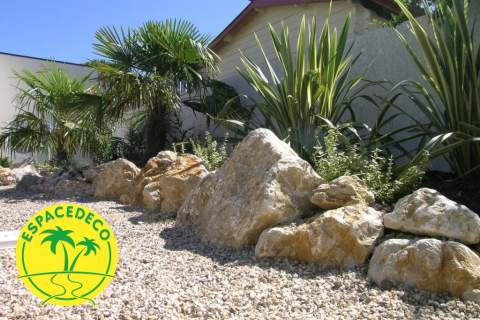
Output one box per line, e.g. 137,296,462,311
209,0,400,51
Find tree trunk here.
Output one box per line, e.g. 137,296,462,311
54,149,68,165
143,106,170,162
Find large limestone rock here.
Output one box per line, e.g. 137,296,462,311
0,167,16,186
255,206,384,267
368,238,480,303
310,175,374,210
123,151,208,214
94,159,140,200
177,129,324,248
384,188,480,244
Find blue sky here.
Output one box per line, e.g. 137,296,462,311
0,0,249,64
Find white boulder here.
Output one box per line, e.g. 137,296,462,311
384,188,480,244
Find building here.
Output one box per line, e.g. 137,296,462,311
210,0,399,98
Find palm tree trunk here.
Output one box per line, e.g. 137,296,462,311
62,244,69,272
143,106,170,162
69,249,85,271
55,134,68,165
55,149,68,165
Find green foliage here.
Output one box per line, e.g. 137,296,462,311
120,127,147,165
0,156,10,168
183,80,254,139
392,0,480,177
313,129,429,203
35,161,61,175
93,125,146,166
237,15,373,159
91,19,218,158
173,132,228,171
0,67,111,164
377,0,435,27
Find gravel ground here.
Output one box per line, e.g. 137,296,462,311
0,186,479,320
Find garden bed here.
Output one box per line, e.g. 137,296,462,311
0,186,479,319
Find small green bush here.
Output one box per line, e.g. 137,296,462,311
191,132,228,171
0,156,10,168
312,129,429,203
92,126,147,166
35,161,61,175
172,132,228,172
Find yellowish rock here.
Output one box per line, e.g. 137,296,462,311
384,188,480,244
0,167,16,186
124,151,208,214
310,176,374,210
255,205,384,267
94,159,140,200
368,238,480,303
177,128,324,248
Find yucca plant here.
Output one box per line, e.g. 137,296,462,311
394,0,480,176
237,15,369,158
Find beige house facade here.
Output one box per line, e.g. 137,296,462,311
211,0,398,100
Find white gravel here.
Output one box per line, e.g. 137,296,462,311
0,186,479,320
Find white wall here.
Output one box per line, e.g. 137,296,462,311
0,53,92,164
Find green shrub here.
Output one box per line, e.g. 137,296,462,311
172,132,228,171
312,129,429,203
191,132,228,171
0,156,10,168
92,125,147,166
35,162,62,175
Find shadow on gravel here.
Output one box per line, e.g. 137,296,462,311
0,187,74,203
128,211,174,225
0,187,143,216
158,224,352,281
158,224,464,308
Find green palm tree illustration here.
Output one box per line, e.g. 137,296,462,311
69,238,100,271
41,226,75,271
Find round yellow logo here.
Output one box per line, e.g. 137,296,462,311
15,203,118,306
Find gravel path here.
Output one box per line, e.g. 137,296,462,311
0,186,479,320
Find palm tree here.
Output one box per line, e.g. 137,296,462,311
0,66,112,164
90,19,218,160
41,226,76,271
69,238,100,271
